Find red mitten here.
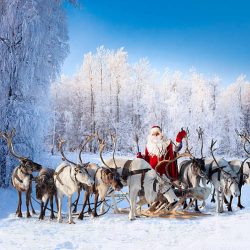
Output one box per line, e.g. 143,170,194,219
176,130,187,143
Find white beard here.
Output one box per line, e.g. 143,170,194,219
146,135,171,157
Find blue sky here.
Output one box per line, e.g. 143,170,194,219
62,0,250,85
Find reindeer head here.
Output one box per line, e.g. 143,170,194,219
222,170,240,197
22,159,42,172
74,165,94,187
35,174,56,200
242,162,250,184
190,158,206,177
108,169,123,191
95,132,123,190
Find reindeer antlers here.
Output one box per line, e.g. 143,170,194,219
196,127,204,158
78,133,96,165
110,133,119,169
235,129,250,156
0,128,28,161
183,128,193,156
58,138,77,166
95,131,112,170
209,139,222,170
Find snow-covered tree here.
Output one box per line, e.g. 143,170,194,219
0,0,69,187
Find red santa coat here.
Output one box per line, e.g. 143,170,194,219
144,142,178,180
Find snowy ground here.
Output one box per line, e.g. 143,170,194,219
1,152,250,250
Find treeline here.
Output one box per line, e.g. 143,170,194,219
49,46,250,158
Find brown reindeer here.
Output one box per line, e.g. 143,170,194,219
35,167,58,220
0,129,42,217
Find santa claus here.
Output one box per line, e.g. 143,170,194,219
137,126,187,180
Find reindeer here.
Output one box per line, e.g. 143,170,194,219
72,134,123,219
177,127,208,212
203,140,240,213
35,167,57,220
54,139,94,224
224,130,250,210
0,129,42,217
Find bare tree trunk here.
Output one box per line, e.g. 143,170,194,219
116,77,120,123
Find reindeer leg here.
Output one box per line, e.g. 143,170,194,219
50,195,55,220
129,188,138,221
26,190,31,218
237,188,245,209
92,192,99,217
72,188,81,213
55,193,59,212
29,181,36,214
111,191,119,214
227,195,233,212
78,192,89,220
194,199,200,212
68,195,75,224
216,190,222,213
17,191,22,217
87,195,92,214
211,188,216,203
57,193,63,223
39,201,44,220
224,196,229,205
43,198,49,218
183,199,187,209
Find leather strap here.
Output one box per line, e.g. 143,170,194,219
121,160,132,181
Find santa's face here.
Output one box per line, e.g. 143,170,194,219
147,130,170,157
150,131,163,144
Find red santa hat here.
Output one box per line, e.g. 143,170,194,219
150,125,162,134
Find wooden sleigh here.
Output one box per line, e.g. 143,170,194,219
139,186,211,219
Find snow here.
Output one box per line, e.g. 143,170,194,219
1,153,250,250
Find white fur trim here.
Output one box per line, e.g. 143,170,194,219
150,127,161,134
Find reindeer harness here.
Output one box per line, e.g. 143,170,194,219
54,165,86,186
121,160,151,196
12,165,32,184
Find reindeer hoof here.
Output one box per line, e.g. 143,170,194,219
58,218,63,223
68,221,75,224
27,213,31,218
78,214,84,220
91,212,98,217
50,214,56,220
238,204,245,209
211,199,215,203
18,213,23,218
